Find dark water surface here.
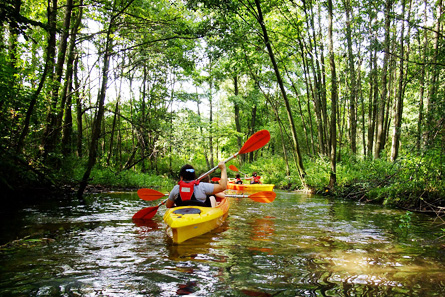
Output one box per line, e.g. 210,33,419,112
0,191,444,296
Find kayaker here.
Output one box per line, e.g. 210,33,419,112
246,172,261,184
235,174,243,184
166,161,227,208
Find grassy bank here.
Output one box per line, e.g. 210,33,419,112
2,146,443,215
236,148,444,214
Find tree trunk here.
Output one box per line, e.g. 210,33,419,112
327,0,338,188
344,0,357,154
425,1,442,145
416,0,428,150
254,0,306,185
61,74,73,156
375,0,393,159
42,0,73,158
107,101,119,165
391,0,408,161
209,75,214,169
196,93,210,169
368,46,379,157
249,104,257,163
16,0,57,153
302,1,325,156
62,1,83,156
77,0,135,198
297,36,316,155
317,2,329,154
233,76,244,162
75,55,83,158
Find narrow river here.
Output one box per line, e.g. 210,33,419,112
1,190,444,296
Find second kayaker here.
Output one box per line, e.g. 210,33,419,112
245,172,261,184
235,174,243,184
166,162,227,208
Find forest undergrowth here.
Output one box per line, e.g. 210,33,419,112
2,146,444,217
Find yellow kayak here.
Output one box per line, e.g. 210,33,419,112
163,196,230,244
227,183,275,192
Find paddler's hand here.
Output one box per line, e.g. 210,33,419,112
217,161,226,170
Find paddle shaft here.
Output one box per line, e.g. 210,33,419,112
197,153,238,181
197,130,270,181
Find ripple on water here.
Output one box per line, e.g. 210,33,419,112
0,191,444,296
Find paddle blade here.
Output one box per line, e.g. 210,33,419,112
239,130,270,155
229,165,239,172
132,206,160,220
137,188,166,201
249,191,276,203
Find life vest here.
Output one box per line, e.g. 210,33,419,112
251,176,261,184
235,178,243,184
175,180,210,207
178,180,199,201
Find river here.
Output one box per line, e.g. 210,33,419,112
0,190,444,296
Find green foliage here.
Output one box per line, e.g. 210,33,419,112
231,156,299,189
1,0,443,210
305,156,331,189
329,147,445,210
72,165,175,190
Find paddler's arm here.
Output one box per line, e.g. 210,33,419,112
166,189,176,208
212,161,227,194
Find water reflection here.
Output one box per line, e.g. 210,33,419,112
0,191,444,296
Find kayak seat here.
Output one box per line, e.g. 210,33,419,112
173,208,202,215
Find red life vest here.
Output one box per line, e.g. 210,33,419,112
252,176,261,184
235,178,243,184
178,180,200,201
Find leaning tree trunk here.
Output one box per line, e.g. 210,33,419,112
254,0,306,186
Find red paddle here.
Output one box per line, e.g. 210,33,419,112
137,188,168,201
132,199,167,220
229,165,239,172
133,130,271,220
196,130,270,180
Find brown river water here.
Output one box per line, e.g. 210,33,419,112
0,190,444,296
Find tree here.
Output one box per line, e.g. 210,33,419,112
253,0,306,185
327,0,338,187
374,0,393,159
77,0,135,199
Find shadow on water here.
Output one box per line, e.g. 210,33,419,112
0,190,444,296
